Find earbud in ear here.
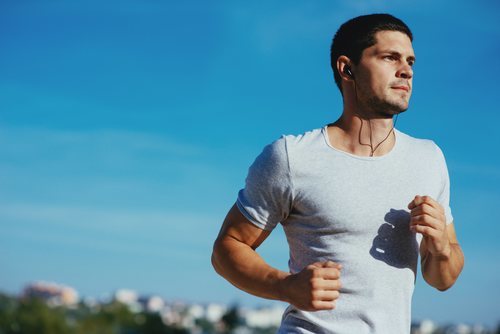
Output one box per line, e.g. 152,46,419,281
344,66,353,78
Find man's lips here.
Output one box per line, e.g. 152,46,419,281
391,85,410,92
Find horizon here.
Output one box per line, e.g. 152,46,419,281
1,282,496,330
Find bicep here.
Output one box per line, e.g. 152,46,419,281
215,203,271,250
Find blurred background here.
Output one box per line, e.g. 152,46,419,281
1,0,499,332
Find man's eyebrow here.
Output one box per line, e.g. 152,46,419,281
381,50,416,63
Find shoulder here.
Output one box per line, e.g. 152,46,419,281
254,127,324,168
280,127,325,153
261,127,324,155
396,129,444,159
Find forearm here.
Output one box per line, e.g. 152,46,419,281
211,237,290,301
422,243,464,291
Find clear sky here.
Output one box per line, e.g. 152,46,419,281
1,0,500,328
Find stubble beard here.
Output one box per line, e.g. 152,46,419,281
363,92,409,118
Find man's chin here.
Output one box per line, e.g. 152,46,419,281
364,96,410,118
394,106,409,114
377,105,408,118
387,100,409,115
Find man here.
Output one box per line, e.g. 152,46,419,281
212,14,464,333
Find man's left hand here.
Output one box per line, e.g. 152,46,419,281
408,195,451,259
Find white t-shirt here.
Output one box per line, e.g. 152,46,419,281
237,126,453,334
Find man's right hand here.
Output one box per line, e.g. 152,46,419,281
280,261,342,311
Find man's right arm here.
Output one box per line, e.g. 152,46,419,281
211,203,342,311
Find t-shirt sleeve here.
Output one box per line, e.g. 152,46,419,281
434,144,454,225
236,136,293,231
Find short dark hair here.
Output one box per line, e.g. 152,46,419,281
330,14,413,93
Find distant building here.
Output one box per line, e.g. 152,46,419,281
442,323,491,334
241,305,285,328
138,295,165,313
205,303,227,323
411,319,437,334
114,289,141,312
114,289,138,304
186,303,205,319
22,281,79,306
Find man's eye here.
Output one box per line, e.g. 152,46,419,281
384,56,395,61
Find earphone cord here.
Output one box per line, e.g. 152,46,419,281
354,82,399,157
367,114,398,156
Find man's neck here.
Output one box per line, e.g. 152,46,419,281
327,112,396,157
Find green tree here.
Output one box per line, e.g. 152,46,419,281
221,306,241,334
139,313,188,334
3,297,70,334
0,293,18,333
72,301,137,334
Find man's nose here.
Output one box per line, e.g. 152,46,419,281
397,63,413,79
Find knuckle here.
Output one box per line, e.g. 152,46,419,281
327,269,338,279
311,278,322,290
310,268,321,278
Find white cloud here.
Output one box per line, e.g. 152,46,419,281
0,124,222,202
1,202,219,259
0,125,202,159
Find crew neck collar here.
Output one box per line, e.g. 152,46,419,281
321,125,401,161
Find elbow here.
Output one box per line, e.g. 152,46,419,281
435,278,458,291
423,274,455,292
211,240,223,275
211,251,220,274
436,284,452,292
428,277,456,292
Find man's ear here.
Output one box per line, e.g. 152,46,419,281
337,56,354,81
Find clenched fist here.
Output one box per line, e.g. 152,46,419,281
280,261,342,311
408,195,451,258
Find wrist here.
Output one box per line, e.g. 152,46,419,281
276,272,292,303
434,243,452,260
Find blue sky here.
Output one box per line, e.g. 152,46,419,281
1,0,500,328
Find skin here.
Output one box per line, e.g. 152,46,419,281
212,30,464,312
408,195,464,290
212,204,342,311
329,30,416,157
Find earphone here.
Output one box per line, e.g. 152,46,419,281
344,66,354,78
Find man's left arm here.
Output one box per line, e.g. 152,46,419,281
408,195,465,291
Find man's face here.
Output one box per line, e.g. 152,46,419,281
354,30,415,117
